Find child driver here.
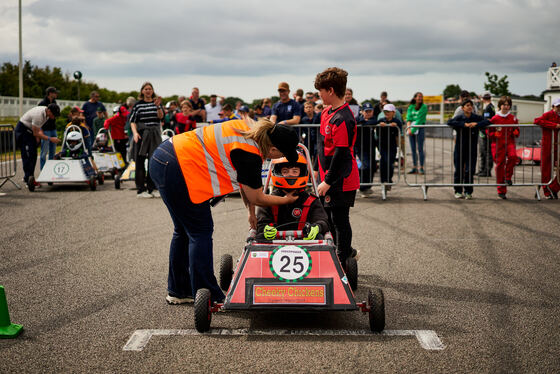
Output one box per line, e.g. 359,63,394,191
256,152,329,241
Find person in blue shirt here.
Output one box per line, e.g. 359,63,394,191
208,103,240,124
82,91,107,148
355,102,377,196
447,99,491,199
270,82,302,125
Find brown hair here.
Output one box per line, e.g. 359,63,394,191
236,117,275,159
497,96,512,109
180,101,193,110
138,82,156,100
314,67,348,98
222,103,233,112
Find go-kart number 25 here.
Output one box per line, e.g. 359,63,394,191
279,256,305,274
270,246,311,281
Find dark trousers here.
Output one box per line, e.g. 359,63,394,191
453,142,477,194
114,139,128,165
478,136,493,175
135,154,155,193
378,146,397,183
15,122,38,183
325,205,352,263
149,140,225,303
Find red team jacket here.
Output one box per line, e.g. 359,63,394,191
317,103,360,192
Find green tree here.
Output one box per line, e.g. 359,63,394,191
484,72,512,96
443,84,462,99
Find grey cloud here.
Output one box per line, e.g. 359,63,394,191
10,0,557,79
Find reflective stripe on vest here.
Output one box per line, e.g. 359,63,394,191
173,120,261,203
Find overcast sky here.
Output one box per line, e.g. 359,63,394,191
0,0,556,101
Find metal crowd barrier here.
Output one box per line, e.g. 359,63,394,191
0,124,21,190
294,124,403,200
404,123,553,200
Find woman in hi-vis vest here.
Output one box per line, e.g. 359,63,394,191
149,118,300,304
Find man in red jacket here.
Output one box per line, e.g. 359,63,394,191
104,105,129,163
533,98,560,199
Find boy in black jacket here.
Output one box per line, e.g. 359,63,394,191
447,99,491,199
257,152,329,241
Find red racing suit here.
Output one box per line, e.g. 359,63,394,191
533,110,560,196
488,113,519,194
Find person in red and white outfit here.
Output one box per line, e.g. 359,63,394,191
488,96,519,199
533,98,560,199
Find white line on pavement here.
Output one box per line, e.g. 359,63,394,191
123,328,445,351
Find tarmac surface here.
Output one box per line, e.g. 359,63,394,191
1,162,559,373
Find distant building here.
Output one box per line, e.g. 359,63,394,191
543,66,560,111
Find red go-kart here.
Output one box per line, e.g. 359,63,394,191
193,144,385,333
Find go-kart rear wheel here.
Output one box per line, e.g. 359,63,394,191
345,257,358,291
368,288,385,332
219,254,233,291
97,173,104,185
194,288,212,333
27,176,35,192
114,174,121,189
89,176,97,191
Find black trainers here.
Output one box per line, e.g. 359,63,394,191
351,248,361,260
407,168,418,174
506,180,513,186
498,193,507,200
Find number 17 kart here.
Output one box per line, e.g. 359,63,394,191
193,144,385,333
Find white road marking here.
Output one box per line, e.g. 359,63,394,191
123,328,445,351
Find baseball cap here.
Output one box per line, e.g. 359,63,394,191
362,102,374,111
278,82,290,91
482,92,492,100
268,124,299,163
552,98,560,107
46,86,58,95
96,107,104,113
73,105,84,113
383,103,396,112
47,103,60,117
238,105,249,113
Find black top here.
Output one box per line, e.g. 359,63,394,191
189,98,206,122
230,149,262,189
38,97,57,131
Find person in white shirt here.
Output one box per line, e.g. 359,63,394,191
204,94,225,122
15,104,61,188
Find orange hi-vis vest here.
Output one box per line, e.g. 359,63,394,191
172,120,262,204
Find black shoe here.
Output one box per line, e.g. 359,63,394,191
506,180,513,186
553,192,559,200
498,193,507,200
407,168,418,174
545,194,554,200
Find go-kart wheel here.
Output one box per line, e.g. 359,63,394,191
219,254,233,291
368,288,385,333
194,288,212,333
27,176,35,192
114,174,121,189
345,257,358,291
97,173,104,185
48,182,53,186
89,176,97,191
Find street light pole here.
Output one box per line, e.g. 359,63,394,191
18,0,23,117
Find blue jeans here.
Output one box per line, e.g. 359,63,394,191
408,128,425,167
149,140,225,303
40,129,57,170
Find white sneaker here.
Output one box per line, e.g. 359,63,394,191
465,193,473,200
137,191,154,199
359,188,373,197
152,190,161,198
454,192,463,199
166,294,194,304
